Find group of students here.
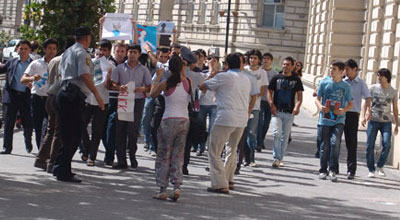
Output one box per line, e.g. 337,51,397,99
315,60,398,182
0,24,398,201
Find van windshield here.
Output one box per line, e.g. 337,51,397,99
8,40,18,47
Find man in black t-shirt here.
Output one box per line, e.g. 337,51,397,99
267,56,304,168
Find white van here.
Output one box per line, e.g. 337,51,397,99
2,39,20,62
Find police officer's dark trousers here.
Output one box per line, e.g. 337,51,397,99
53,83,85,178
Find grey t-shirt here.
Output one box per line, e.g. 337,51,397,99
262,68,278,101
370,84,398,123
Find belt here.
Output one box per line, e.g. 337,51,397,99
32,94,47,99
278,109,292,113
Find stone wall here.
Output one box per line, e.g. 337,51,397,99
117,0,310,67
0,0,25,36
303,0,400,169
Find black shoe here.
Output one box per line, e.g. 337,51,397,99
347,172,355,180
182,167,189,175
243,162,250,167
255,145,262,153
34,160,47,170
315,151,320,158
57,176,82,183
26,145,33,153
205,167,210,172
104,161,113,167
0,150,11,154
130,159,138,168
234,168,240,175
196,151,203,156
112,164,128,169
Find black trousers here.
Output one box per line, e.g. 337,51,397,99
344,112,360,174
53,84,85,178
32,94,48,149
115,98,145,166
81,103,108,161
2,89,33,152
236,126,250,171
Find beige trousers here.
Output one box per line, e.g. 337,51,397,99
208,125,245,189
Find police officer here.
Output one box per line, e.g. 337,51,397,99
53,26,104,183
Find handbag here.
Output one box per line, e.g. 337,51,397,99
187,78,208,145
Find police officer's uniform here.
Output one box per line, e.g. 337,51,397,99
53,27,94,182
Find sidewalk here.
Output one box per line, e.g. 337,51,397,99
0,108,399,220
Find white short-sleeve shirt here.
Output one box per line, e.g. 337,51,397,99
245,66,268,111
24,57,49,96
204,69,251,128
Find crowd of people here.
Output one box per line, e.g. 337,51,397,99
0,20,398,202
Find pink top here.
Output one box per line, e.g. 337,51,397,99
162,78,191,120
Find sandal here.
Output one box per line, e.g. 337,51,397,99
87,160,95,166
169,189,181,201
207,187,229,194
152,192,167,200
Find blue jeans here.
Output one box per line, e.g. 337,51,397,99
247,110,259,162
257,100,271,147
271,111,294,161
142,97,155,151
319,124,344,174
366,121,392,172
197,105,217,152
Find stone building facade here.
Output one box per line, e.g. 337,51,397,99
0,0,25,36
302,0,400,169
117,0,310,66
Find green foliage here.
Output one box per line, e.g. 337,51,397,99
0,31,12,46
20,0,116,53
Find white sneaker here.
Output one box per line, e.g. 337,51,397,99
279,161,285,167
272,159,280,168
249,162,257,167
319,172,327,180
377,168,386,177
367,172,375,178
329,171,338,182
150,151,157,157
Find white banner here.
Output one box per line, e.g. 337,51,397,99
117,81,136,122
102,13,132,40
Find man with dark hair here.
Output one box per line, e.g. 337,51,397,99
244,49,268,166
267,56,303,168
362,68,398,178
343,59,371,179
110,44,152,169
316,61,353,182
21,38,58,154
53,26,104,183
30,40,41,60
199,53,256,194
104,42,127,166
257,52,278,152
0,39,34,154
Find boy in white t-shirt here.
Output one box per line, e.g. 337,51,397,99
21,38,58,151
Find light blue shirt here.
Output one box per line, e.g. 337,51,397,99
343,76,371,112
11,58,30,92
60,42,93,96
317,79,353,126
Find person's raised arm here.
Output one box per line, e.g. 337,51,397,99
150,68,166,98
132,18,138,44
99,16,105,41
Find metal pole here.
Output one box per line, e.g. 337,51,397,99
224,0,231,57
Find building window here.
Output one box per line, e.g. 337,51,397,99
186,0,194,23
262,0,285,29
198,0,207,24
210,0,220,25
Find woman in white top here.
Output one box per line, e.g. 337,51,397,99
150,55,191,201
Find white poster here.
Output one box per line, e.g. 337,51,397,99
102,13,132,40
157,21,175,35
92,56,110,85
117,81,135,122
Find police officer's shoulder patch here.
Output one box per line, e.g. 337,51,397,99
86,58,91,67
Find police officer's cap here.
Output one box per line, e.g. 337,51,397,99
75,26,91,37
180,46,197,64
